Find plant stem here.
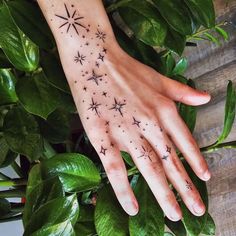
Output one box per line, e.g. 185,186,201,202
127,166,139,176
11,161,24,178
0,178,27,187
0,172,11,180
200,141,236,153
0,189,25,198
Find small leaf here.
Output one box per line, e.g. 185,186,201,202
203,33,220,45
215,81,236,145
0,69,18,105
121,151,135,167
215,26,229,41
16,72,61,119
24,194,79,236
95,184,129,236
3,107,44,161
0,2,39,71
201,213,216,235
172,58,188,75
40,153,101,192
129,176,164,236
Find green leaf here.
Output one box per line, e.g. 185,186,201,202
0,2,39,71
31,220,76,236
23,176,65,227
129,176,164,236
24,194,79,236
203,33,220,45
118,0,167,46
0,198,11,217
16,72,61,119
95,184,129,236
179,79,197,133
201,213,216,235
0,49,12,68
215,26,229,41
181,161,208,236
74,222,96,236
41,52,70,93
7,0,54,50
161,52,176,76
164,233,175,236
0,69,18,105
152,0,193,35
3,107,44,161
121,151,135,167
40,153,101,192
184,0,215,28
215,81,236,145
77,205,94,223
165,218,187,236
172,58,188,75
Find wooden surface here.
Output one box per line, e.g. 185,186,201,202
184,0,236,235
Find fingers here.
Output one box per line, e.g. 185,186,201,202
142,124,206,216
159,106,211,182
125,135,182,221
91,135,139,216
159,75,211,106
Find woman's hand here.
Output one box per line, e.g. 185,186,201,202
37,0,211,221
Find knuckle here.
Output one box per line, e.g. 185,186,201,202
106,162,126,178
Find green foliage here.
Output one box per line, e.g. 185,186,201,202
0,0,234,235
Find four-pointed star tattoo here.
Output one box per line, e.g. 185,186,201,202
87,70,103,85
110,98,126,117
132,117,141,127
55,3,85,35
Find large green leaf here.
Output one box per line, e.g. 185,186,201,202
121,151,135,167
23,176,65,227
74,222,96,236
16,72,61,119
118,0,167,46
24,194,79,236
129,176,164,236
201,213,216,235
179,79,197,133
215,81,236,145
31,220,76,236
0,2,39,71
165,218,187,236
3,107,44,161
7,0,54,49
0,69,18,105
95,184,129,236
40,153,101,192
180,161,208,236
152,0,193,36
184,0,215,28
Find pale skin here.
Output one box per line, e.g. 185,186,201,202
37,0,212,221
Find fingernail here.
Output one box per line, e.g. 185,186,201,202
170,207,182,221
193,202,205,215
203,170,211,181
124,201,138,216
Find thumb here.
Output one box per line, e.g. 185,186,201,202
161,76,211,106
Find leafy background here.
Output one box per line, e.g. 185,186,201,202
0,0,236,235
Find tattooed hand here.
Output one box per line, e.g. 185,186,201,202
38,0,211,221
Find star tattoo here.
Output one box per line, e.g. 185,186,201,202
110,98,126,117
74,51,86,65
100,146,107,156
138,146,152,161
95,29,106,42
103,48,107,54
186,180,193,190
98,53,104,62
83,86,87,91
162,155,169,161
55,3,86,35
87,70,103,85
166,145,171,154
88,98,101,116
102,91,107,97
132,117,141,127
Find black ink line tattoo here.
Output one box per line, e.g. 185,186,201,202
100,146,107,156
96,29,106,42
166,145,171,154
88,98,101,116
83,86,87,91
87,70,103,85
98,53,104,62
105,121,109,126
162,155,169,161
186,180,193,190
55,3,85,35
138,146,152,161
74,51,86,65
110,98,126,117
102,91,107,97
132,117,141,127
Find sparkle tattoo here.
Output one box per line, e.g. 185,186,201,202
110,98,126,117
88,98,101,116
100,146,107,156
166,145,171,154
96,29,106,42
98,53,104,62
55,4,86,35
132,117,141,127
74,51,86,65
138,146,153,161
87,69,103,85
162,155,169,161
186,180,193,190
